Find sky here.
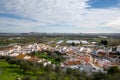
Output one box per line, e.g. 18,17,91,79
0,0,120,33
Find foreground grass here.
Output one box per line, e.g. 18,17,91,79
0,61,24,80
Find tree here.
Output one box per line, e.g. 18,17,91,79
100,40,108,47
44,64,52,72
8,58,16,66
36,62,44,69
71,42,75,46
26,60,36,67
22,76,33,80
93,72,108,80
4,56,10,61
56,74,65,80
55,56,64,63
19,60,30,72
107,66,120,75
107,74,120,80
55,65,62,73
37,76,46,80
66,67,73,75
69,75,77,80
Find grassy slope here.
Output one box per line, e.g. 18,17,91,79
0,61,24,80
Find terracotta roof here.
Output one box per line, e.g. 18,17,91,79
64,60,81,66
16,54,25,58
76,55,91,64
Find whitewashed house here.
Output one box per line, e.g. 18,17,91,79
66,40,80,44
117,46,120,52
80,40,89,44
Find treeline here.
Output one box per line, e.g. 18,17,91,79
0,56,120,80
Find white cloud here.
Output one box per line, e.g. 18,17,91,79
0,0,89,16
105,18,120,29
0,0,120,33
0,17,47,32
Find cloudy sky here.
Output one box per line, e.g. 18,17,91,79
0,0,120,33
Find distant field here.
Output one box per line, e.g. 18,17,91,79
0,33,120,46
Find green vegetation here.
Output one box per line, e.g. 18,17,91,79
0,56,120,80
0,34,120,47
29,51,65,64
0,61,23,80
107,66,120,75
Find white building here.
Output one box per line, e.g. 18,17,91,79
117,46,120,52
80,40,89,44
66,40,80,44
57,40,64,44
